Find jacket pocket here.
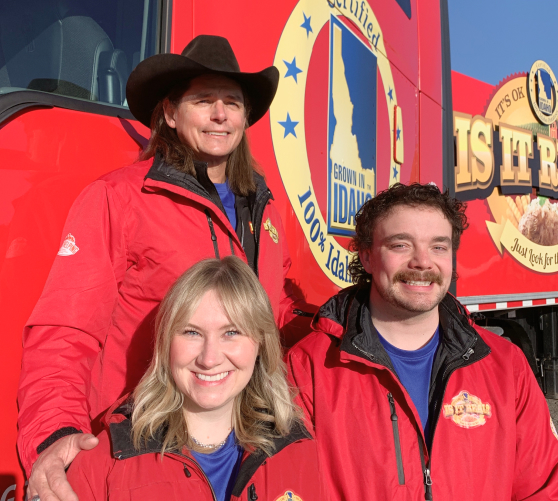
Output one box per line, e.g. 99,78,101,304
387,393,405,485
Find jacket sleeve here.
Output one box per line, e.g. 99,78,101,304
17,181,127,476
286,347,315,428
66,431,112,500
272,210,318,348
512,345,558,499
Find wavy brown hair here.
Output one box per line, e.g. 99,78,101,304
139,79,258,196
348,183,468,287
131,256,302,456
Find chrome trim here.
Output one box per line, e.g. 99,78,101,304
458,292,558,305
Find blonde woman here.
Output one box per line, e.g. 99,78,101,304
66,257,323,501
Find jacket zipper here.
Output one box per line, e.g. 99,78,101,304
204,210,220,259
421,338,489,501
387,393,405,485
150,160,268,265
352,338,483,498
428,340,480,449
351,342,407,486
180,455,218,501
351,340,375,361
251,189,272,276
416,429,432,500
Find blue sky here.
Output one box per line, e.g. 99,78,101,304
449,0,558,85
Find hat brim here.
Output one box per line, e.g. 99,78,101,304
126,53,279,128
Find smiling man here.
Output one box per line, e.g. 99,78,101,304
287,183,558,500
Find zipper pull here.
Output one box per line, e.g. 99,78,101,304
462,348,474,361
387,393,398,421
424,468,432,486
248,483,258,501
183,464,191,478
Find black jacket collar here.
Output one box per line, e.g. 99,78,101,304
144,155,272,274
144,154,271,206
317,285,489,367
319,285,491,449
108,398,310,494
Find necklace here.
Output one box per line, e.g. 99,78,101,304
191,435,228,451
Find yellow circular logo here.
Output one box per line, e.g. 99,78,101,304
270,0,402,287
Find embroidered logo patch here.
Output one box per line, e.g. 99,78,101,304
274,491,302,501
264,218,279,244
443,390,492,429
57,233,79,256
551,418,558,440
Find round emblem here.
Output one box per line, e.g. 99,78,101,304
443,390,492,429
528,60,558,125
270,0,402,287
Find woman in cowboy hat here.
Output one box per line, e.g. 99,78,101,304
66,257,323,501
20,35,315,501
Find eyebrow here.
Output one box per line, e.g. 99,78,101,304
188,91,244,101
183,322,238,331
384,233,452,245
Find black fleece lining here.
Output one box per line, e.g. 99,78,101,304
108,399,168,459
317,284,359,327
235,194,256,271
37,427,81,454
144,154,271,276
231,420,310,496
108,398,312,489
110,416,170,459
319,285,492,452
146,154,217,206
338,287,395,373
193,161,228,217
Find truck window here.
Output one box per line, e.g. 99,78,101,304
0,0,161,107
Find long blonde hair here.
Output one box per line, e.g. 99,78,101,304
131,256,301,455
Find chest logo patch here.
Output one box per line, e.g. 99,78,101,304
551,418,558,440
264,218,279,244
57,233,79,256
443,390,492,429
275,491,302,501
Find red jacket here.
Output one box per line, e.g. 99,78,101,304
18,156,314,475
66,398,325,501
287,286,558,500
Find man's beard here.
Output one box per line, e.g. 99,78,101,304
373,270,448,314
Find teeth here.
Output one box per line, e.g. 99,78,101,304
405,281,431,286
206,132,227,136
196,372,229,381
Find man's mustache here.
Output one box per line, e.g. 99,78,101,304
393,270,444,286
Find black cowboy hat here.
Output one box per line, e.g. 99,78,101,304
126,35,279,128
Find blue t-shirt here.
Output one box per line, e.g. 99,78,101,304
191,432,244,501
214,180,236,230
378,326,440,440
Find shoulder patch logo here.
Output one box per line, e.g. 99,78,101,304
264,218,279,244
274,491,302,501
551,418,558,440
443,390,492,429
57,233,79,256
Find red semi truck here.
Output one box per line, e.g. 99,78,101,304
452,66,558,400
4,0,557,499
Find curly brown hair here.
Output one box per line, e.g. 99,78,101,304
348,183,468,287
